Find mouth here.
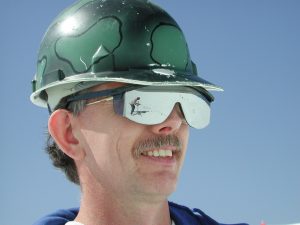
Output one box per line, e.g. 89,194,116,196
138,148,181,165
133,135,182,161
140,149,178,158
137,148,180,169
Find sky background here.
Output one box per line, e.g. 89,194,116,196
1,1,299,225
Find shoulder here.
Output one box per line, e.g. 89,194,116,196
169,202,249,225
32,204,249,225
32,208,79,225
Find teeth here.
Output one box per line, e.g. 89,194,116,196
165,150,172,157
153,150,159,157
143,150,173,157
159,150,166,157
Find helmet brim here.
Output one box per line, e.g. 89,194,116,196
31,69,223,109
67,69,223,91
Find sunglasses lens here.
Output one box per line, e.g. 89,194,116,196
181,97,211,129
119,87,210,129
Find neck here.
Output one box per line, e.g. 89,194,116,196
75,172,172,225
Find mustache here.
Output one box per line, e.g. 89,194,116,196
134,135,182,158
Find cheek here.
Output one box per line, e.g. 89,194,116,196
78,106,120,153
78,110,141,170
114,122,142,161
183,126,190,147
80,129,115,168
79,119,144,191
178,125,190,161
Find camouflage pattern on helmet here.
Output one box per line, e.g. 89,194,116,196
31,0,222,109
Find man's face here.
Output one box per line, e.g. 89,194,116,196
75,82,189,201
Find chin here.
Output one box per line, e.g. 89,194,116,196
142,172,179,198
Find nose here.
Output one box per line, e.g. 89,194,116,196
149,103,187,135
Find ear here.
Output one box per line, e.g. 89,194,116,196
48,109,85,161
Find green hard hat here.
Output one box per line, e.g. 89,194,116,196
31,0,222,110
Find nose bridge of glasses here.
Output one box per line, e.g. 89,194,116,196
174,102,185,118
164,102,187,125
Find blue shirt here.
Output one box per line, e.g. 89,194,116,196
33,202,248,225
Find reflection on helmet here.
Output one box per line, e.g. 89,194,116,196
31,0,222,110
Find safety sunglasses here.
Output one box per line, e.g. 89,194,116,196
67,85,213,129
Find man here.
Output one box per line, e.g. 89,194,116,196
31,0,248,224
130,97,141,115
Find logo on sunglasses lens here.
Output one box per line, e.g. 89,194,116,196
130,97,148,116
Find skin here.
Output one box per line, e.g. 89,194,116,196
48,82,190,225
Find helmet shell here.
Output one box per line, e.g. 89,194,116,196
31,0,222,110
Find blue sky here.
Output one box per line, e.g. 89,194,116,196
1,1,299,225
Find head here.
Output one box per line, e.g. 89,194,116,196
48,82,192,199
31,0,222,198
